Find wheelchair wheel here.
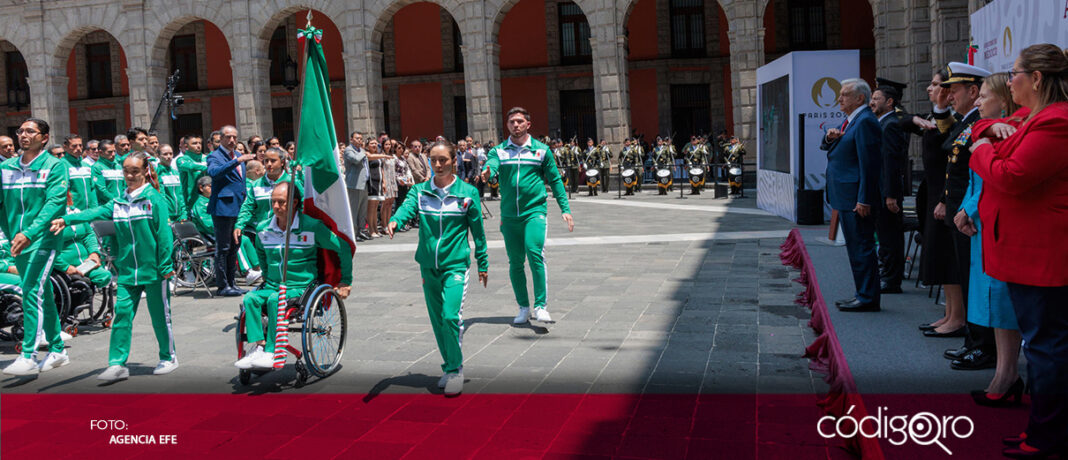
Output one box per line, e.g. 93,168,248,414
49,275,74,329
173,242,214,288
301,285,346,378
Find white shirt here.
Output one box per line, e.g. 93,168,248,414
124,183,150,201
877,111,893,123
846,105,866,125
431,175,457,197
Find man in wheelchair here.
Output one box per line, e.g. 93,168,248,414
235,181,352,370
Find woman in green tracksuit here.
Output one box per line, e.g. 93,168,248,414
234,181,352,370
155,144,186,223
480,108,572,326
52,152,177,382
388,141,488,396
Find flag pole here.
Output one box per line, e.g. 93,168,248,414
273,9,313,368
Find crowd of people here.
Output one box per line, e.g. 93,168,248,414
825,43,1068,458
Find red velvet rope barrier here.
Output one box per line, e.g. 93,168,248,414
780,228,886,459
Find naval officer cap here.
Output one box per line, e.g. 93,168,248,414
941,62,992,87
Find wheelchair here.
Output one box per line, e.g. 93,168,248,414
0,290,23,350
50,271,115,334
171,221,216,296
234,282,347,387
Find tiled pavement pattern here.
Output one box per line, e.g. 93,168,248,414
1,191,827,397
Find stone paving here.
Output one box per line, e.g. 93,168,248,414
1,190,826,396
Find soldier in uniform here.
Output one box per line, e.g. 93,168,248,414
553,139,570,191
927,63,997,372
651,137,674,194
567,140,581,194
582,139,602,196
598,140,612,193
619,138,642,195
684,135,709,194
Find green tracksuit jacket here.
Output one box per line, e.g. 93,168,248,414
64,184,174,286
190,194,213,236
0,152,69,251
253,213,354,290
91,156,124,205
156,162,186,222
482,137,570,219
175,151,208,213
236,172,294,232
64,154,97,211
389,177,489,272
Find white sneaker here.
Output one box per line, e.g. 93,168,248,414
245,269,262,284
60,331,73,341
235,345,263,369
38,351,70,372
153,359,179,375
250,350,277,369
532,308,554,323
513,307,531,324
97,365,129,382
443,372,463,396
3,357,40,376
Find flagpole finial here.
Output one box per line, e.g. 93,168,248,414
306,10,313,27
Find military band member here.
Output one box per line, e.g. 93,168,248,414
567,140,581,194
583,139,602,196
684,136,709,194
620,138,643,194
598,140,612,193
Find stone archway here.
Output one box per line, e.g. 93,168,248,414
54,28,133,142
0,40,32,134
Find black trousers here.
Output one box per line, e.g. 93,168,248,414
568,169,579,193
1010,283,1068,451
876,201,905,288
212,215,239,290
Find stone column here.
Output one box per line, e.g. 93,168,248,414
589,31,631,152
929,0,970,69
345,49,383,136
120,25,153,133
725,2,764,152
229,52,271,137
462,41,502,143
28,64,71,137
142,63,172,143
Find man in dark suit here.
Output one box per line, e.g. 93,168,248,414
821,78,882,312
206,125,255,297
870,78,909,294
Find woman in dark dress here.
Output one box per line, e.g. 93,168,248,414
365,139,392,237
904,69,964,331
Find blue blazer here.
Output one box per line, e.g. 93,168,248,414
205,146,246,217
823,107,882,211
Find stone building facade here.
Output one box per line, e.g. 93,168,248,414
0,0,992,156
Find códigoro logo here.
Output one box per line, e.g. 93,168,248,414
811,77,842,108
1003,26,1013,56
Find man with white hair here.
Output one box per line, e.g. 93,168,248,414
821,78,882,312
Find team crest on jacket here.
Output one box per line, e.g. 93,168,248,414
461,197,472,211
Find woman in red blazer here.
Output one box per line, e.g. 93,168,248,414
970,44,1068,459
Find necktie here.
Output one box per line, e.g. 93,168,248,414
841,119,849,131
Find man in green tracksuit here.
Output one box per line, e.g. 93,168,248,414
55,152,177,382
175,135,207,216
481,107,573,325
55,207,112,290
235,181,352,370
63,134,96,211
92,140,124,205
156,144,186,223
0,118,71,376
388,141,488,395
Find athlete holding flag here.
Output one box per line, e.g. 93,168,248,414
481,107,573,325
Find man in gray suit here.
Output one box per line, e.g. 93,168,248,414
343,131,370,242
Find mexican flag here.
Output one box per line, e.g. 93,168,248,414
293,25,356,257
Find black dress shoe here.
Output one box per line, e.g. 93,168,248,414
923,326,966,338
919,322,938,331
230,286,248,295
217,287,243,297
951,348,997,370
835,297,857,307
944,346,970,360
971,378,1024,407
837,299,880,312
880,283,903,294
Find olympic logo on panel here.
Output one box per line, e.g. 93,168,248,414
1003,26,1013,56
811,77,842,108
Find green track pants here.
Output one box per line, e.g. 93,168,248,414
18,249,62,358
109,281,175,366
501,213,548,310
236,234,259,273
420,267,467,374
242,286,307,353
